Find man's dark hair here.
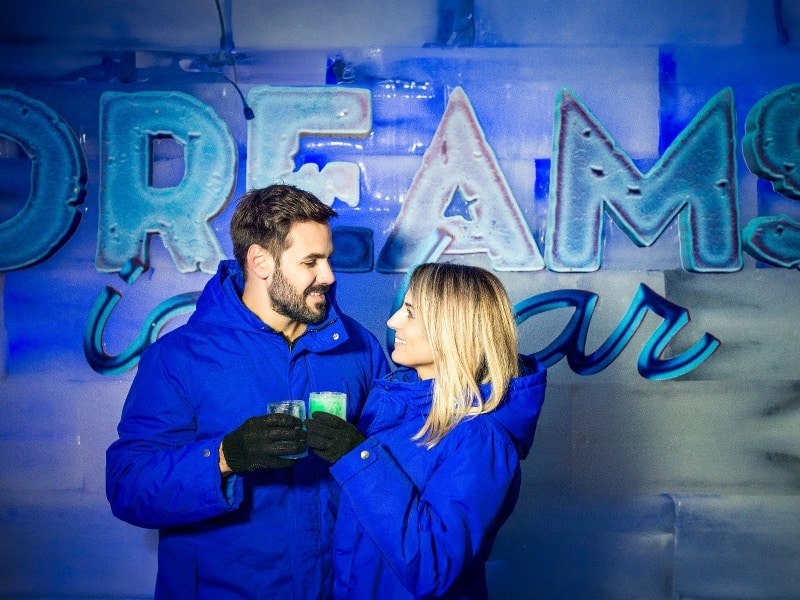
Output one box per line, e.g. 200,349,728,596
230,184,337,276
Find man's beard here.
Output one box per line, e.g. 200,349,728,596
269,265,330,324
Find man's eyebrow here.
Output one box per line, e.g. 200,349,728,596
301,251,334,260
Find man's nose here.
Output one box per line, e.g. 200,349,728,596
318,259,335,285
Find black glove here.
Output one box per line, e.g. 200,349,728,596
305,411,365,464
222,413,307,473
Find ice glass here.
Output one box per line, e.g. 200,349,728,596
266,399,307,459
308,391,347,419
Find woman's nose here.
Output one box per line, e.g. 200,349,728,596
386,309,401,329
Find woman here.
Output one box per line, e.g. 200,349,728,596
305,262,547,599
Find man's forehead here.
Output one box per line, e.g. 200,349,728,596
283,221,333,256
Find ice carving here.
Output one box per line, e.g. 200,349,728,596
84,259,200,375
514,284,720,380
96,91,235,274
742,84,800,200
0,90,86,271
377,86,543,273
546,87,741,273
743,214,800,268
330,226,374,272
246,86,371,206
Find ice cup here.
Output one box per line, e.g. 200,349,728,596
266,399,308,459
308,391,348,419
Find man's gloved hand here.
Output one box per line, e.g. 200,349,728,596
222,413,306,473
305,411,365,464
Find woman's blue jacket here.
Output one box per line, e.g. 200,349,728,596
329,357,547,599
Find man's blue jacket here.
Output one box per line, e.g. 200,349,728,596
106,260,388,599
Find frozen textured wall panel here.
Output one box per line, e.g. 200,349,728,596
5,267,104,373
235,0,437,49
0,275,6,375
0,438,82,491
488,494,675,600
474,0,769,47
0,376,126,494
333,272,404,348
672,495,800,599
567,381,800,495
0,492,157,597
77,381,136,494
341,47,660,158
664,270,800,381
511,380,574,494
0,381,82,491
663,46,800,148
0,377,152,595
1,0,220,54
231,50,335,86
0,0,437,55
669,46,800,98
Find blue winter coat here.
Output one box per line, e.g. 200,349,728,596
329,356,547,599
106,260,389,600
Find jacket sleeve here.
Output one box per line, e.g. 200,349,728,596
330,422,519,597
105,343,242,529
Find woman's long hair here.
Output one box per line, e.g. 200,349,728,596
408,263,519,447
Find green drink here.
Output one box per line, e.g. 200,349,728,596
308,391,347,419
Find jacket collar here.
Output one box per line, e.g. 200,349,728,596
191,260,350,350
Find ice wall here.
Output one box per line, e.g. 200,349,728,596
1,1,799,598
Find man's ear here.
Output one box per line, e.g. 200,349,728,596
247,244,275,280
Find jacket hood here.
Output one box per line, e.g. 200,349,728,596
189,260,348,347
189,260,261,332
374,355,546,459
489,353,546,459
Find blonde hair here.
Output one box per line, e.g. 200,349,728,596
408,263,519,447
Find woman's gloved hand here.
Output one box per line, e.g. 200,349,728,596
305,411,365,463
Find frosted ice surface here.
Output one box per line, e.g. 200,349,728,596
97,91,234,274
246,86,371,206
377,87,544,272
672,495,800,599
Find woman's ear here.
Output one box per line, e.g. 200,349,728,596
247,244,275,280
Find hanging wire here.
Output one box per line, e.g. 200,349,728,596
214,0,255,119
214,0,228,53
774,0,790,45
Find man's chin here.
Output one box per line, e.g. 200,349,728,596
307,301,327,323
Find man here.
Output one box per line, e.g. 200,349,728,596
106,184,389,599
